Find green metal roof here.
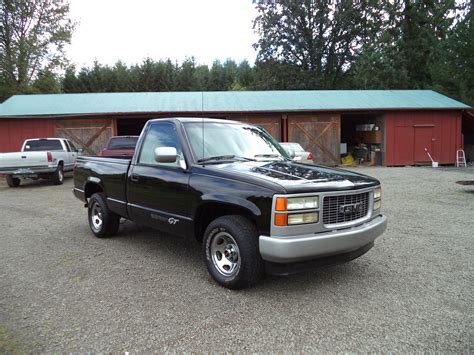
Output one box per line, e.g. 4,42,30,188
0,90,469,117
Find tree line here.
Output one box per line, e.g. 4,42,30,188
1,0,473,105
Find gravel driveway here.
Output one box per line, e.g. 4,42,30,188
0,167,472,352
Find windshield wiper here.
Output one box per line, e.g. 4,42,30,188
198,155,256,164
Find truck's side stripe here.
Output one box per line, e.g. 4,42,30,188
127,203,193,221
107,197,126,205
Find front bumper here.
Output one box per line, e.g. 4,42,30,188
259,214,387,263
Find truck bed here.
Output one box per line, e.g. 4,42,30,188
74,156,131,217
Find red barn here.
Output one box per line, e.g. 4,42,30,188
0,90,469,166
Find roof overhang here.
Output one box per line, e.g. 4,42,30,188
0,107,468,120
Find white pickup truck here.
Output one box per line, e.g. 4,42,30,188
0,138,81,187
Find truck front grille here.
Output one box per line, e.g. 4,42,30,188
323,192,369,225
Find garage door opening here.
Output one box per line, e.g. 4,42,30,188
341,113,384,166
117,118,150,136
462,111,474,163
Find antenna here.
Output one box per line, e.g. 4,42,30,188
201,91,204,164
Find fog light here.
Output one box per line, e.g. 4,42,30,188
374,199,382,210
288,212,319,225
274,213,288,226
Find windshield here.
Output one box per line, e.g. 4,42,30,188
107,137,139,150
184,122,289,162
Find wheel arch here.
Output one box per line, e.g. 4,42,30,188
193,198,261,241
84,181,105,200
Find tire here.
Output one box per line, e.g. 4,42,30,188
51,164,64,185
6,175,20,188
88,193,120,238
203,215,264,289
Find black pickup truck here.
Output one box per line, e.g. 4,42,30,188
73,118,387,289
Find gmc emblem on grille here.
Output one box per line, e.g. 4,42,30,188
339,203,362,214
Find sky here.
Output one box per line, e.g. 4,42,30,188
66,0,260,69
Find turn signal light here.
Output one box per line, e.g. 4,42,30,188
275,197,287,211
47,151,52,162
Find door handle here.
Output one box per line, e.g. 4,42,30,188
130,174,139,182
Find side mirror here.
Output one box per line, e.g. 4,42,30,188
78,148,84,153
154,147,178,163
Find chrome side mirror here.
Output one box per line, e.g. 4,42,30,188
154,147,177,163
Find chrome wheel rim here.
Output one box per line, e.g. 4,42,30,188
210,231,241,277
90,202,103,231
58,169,63,182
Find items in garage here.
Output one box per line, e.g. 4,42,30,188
341,118,383,166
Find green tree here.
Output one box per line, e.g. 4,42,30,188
193,64,210,90
62,65,82,92
0,0,75,101
431,2,473,105
131,58,176,92
176,57,197,91
351,0,464,90
30,68,61,93
253,0,383,88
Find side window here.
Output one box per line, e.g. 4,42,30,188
138,123,182,167
68,140,78,152
64,140,71,152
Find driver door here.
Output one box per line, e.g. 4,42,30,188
127,121,193,237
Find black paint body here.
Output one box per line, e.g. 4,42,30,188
73,118,380,239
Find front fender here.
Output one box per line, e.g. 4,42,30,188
199,194,262,218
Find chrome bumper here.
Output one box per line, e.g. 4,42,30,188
0,166,56,175
259,214,387,263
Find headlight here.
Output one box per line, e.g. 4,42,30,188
373,187,382,210
374,187,382,200
274,195,320,226
275,196,319,211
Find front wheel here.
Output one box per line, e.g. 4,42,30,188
6,175,20,188
203,215,264,289
88,193,120,238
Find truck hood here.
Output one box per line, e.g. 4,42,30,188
203,160,379,193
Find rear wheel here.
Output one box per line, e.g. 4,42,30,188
51,164,64,185
88,193,120,238
203,215,264,289
6,175,20,188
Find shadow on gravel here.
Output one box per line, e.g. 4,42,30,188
106,220,364,292
258,262,364,292
2,175,73,189
110,220,202,263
